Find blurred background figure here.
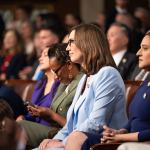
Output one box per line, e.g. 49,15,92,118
0,29,26,81
134,7,150,34
105,0,129,32
0,117,27,150
19,21,36,67
0,99,27,150
95,12,106,31
6,4,33,32
115,12,143,53
107,22,137,80
64,13,82,32
0,14,5,50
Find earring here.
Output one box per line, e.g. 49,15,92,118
68,64,73,79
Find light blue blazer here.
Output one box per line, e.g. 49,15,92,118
53,66,128,142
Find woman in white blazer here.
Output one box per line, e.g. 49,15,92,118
38,24,128,150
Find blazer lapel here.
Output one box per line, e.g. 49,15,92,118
51,73,83,112
73,75,93,114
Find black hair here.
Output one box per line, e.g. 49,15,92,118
48,43,70,65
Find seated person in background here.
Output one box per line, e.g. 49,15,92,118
0,117,27,150
0,82,27,118
17,44,60,126
107,22,137,80
0,99,14,120
0,29,26,81
37,24,127,150
17,43,83,147
0,99,27,150
100,30,150,144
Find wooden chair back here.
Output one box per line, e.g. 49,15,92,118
5,79,36,101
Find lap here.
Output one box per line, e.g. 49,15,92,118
81,132,101,150
118,142,150,150
19,120,51,148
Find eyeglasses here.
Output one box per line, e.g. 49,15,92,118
51,64,64,75
68,39,75,46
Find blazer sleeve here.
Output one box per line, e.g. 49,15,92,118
76,67,125,133
138,130,150,142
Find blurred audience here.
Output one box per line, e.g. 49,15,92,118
20,21,36,66
115,12,144,53
0,82,27,118
134,7,150,34
0,99,27,150
105,0,129,31
107,22,137,80
95,12,106,31
64,13,82,32
0,29,26,81
7,4,33,32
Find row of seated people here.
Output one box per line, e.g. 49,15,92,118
0,25,149,149
0,20,149,83
0,43,83,148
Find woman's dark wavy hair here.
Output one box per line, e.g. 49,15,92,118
36,43,70,89
71,24,116,75
48,43,70,65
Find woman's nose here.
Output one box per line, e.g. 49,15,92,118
66,44,70,51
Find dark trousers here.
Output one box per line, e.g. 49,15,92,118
81,132,102,150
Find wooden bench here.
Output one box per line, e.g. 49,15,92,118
5,79,36,101
90,80,142,150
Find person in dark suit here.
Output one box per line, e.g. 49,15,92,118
107,22,137,80
105,0,129,32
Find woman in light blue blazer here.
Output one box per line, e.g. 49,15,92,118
38,24,128,150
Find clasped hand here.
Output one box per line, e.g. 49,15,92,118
101,125,120,143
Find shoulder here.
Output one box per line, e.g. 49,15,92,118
96,66,120,78
93,66,124,87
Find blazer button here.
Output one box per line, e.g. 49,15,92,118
59,107,63,111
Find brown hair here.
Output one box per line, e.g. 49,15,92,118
72,24,116,75
0,99,14,121
1,29,25,56
0,117,21,150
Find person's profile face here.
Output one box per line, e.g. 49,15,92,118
136,35,150,70
66,30,83,65
39,48,50,71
